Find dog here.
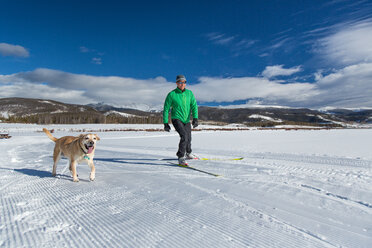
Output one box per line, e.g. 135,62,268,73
43,128,100,182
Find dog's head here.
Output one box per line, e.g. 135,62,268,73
79,134,100,154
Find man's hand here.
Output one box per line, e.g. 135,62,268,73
192,118,198,128
164,123,171,132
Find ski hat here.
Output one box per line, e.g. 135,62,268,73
176,75,187,82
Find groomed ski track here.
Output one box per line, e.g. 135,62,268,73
0,127,371,247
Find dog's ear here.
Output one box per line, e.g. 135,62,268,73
78,134,85,139
94,134,100,141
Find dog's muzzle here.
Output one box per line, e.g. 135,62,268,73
85,142,95,154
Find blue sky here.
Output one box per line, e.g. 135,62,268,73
1,0,372,110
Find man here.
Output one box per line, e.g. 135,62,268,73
163,75,199,166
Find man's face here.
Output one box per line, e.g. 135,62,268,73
176,80,186,90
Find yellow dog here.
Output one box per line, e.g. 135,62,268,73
43,128,100,182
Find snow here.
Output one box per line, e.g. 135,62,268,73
249,114,282,122
39,100,56,105
104,110,138,117
0,111,11,119
317,115,346,126
50,110,67,114
0,124,371,247
219,103,292,109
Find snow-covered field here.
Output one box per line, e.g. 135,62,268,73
1,124,371,248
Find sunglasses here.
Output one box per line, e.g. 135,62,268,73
177,81,187,84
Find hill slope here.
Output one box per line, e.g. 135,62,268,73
1,97,371,126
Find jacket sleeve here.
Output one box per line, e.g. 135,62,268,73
190,91,198,119
163,92,172,124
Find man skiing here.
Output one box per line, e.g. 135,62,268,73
163,75,199,166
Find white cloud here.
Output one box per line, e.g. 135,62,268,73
0,43,29,57
192,63,372,108
191,76,316,103
205,32,258,57
0,68,173,109
80,46,90,53
0,82,88,102
309,63,372,108
91,57,102,65
316,20,372,65
269,37,291,50
206,32,235,45
262,65,302,78
235,39,256,49
1,64,372,109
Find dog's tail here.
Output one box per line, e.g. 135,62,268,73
43,128,57,142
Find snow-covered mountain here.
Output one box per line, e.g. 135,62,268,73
1,97,372,127
0,98,96,118
88,102,162,112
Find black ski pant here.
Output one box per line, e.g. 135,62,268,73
172,119,192,158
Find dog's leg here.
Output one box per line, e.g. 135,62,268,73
89,162,95,181
52,147,61,177
70,160,79,182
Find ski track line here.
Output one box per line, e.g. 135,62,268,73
236,177,372,242
2,177,78,247
0,172,28,191
127,181,288,248
0,144,53,191
4,158,320,247
102,130,209,141
231,172,372,216
197,148,371,168
3,173,235,247
252,160,371,180
98,145,175,159
232,169,372,214
94,150,365,247
1,144,91,247
120,193,229,247
300,184,372,211
4,178,111,247
95,156,220,179
96,147,372,212
243,152,372,168
54,181,242,247
103,133,179,140
194,163,372,248
184,182,338,248
234,162,372,213
98,148,372,213
233,155,371,192
0,148,29,191
53,181,145,247
136,196,253,247
162,178,331,248
244,159,372,209
52,161,70,186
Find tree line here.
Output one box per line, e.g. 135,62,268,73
0,112,163,124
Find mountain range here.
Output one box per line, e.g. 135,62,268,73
0,97,371,127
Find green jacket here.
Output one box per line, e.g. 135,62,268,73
163,88,198,124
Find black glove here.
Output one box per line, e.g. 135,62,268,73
164,123,171,132
192,118,198,128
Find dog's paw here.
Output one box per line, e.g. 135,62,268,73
52,172,56,177
73,177,79,182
